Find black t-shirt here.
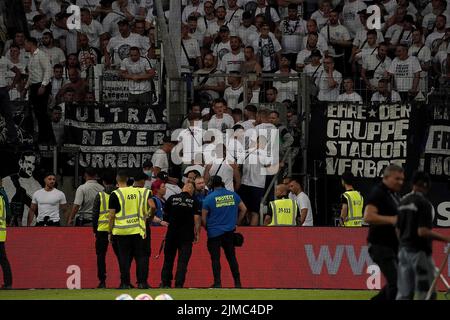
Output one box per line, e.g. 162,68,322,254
397,192,434,255
366,183,400,249
164,192,200,242
108,192,121,213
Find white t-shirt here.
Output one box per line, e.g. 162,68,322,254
320,24,351,57
310,10,329,30
237,25,259,46
0,56,15,87
208,114,235,132
194,68,224,100
362,54,392,87
371,90,402,103
342,0,367,38
280,18,308,54
81,20,104,49
213,40,232,63
425,31,448,52
388,56,422,92
273,70,298,102
181,37,201,71
224,85,244,110
151,149,169,172
107,33,150,66
182,3,205,23
102,12,122,38
40,46,66,67
242,149,272,189
32,188,67,223
219,51,245,73
296,48,321,66
303,63,324,79
296,191,313,226
240,119,255,130
252,35,282,71
337,92,363,104
209,162,235,191
120,57,153,94
316,69,343,101
302,34,329,53
225,8,244,30
164,183,182,200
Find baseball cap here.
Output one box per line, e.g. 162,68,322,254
117,19,130,26
184,169,201,178
219,25,230,33
157,171,169,182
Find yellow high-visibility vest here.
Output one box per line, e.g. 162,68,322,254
112,187,146,237
268,198,298,226
0,196,6,242
97,191,110,232
343,190,364,227
135,187,152,220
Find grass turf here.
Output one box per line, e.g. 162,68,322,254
0,289,447,300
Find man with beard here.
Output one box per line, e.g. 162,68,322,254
3,152,42,226
194,53,226,105
40,32,66,67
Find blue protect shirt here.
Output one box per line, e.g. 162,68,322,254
202,188,241,238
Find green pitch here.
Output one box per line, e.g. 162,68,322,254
0,289,447,300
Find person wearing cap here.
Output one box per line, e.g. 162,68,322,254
133,172,168,288
105,19,150,68
92,170,120,288
160,182,201,288
27,172,68,226
40,32,66,67
30,15,50,47
151,137,176,176
303,49,324,84
212,23,232,66
202,176,246,288
184,170,202,185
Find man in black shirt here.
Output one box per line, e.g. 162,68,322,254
364,164,404,300
396,171,450,300
160,182,201,288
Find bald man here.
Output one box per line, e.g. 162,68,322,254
264,184,299,226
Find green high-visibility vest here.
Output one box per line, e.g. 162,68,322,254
343,190,364,227
0,196,6,242
97,191,110,232
269,198,298,226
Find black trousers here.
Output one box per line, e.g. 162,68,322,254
207,231,240,285
0,242,12,287
27,83,55,144
0,87,18,143
35,220,60,226
368,244,398,300
95,232,120,282
116,234,147,285
161,238,193,288
141,224,151,284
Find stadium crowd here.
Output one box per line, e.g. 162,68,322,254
0,0,450,227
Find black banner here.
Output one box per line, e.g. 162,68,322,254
64,103,168,169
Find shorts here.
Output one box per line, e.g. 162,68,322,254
238,184,264,213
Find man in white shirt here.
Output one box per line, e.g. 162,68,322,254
213,25,232,66
288,177,313,226
224,72,244,110
105,19,150,68
337,78,363,103
409,29,431,96
225,0,244,31
371,79,402,103
24,37,55,144
208,98,235,132
296,33,322,72
194,53,226,103
388,44,422,100
252,23,282,72
361,42,392,91
237,11,259,46
81,8,106,50
316,56,343,102
182,0,205,23
151,137,176,176
40,32,66,67
220,36,245,73
120,46,156,105
254,0,280,28
28,172,68,226
342,0,367,39
240,104,257,130
425,15,449,56
311,0,332,30
280,4,307,65
30,14,51,47
303,19,329,54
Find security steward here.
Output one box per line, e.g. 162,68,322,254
133,172,168,289
264,184,299,226
364,164,404,301
92,171,120,288
0,178,12,289
160,182,201,288
108,170,149,289
340,171,364,227
202,176,246,288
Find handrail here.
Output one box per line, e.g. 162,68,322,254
258,148,293,225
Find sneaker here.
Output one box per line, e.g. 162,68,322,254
137,283,150,289
97,281,106,289
210,283,222,288
159,282,171,289
117,283,131,290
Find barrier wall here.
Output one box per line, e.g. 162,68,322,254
3,227,450,290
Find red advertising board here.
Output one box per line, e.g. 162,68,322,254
3,227,450,290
